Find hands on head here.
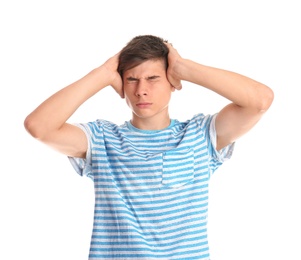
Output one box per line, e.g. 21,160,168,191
164,42,183,91
102,52,124,99
104,40,183,99
24,34,274,158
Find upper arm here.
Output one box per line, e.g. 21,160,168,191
215,103,266,151
35,123,88,159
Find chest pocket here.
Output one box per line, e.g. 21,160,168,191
162,148,195,188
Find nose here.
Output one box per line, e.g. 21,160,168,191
135,81,148,97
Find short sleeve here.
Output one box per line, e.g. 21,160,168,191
209,113,235,163
194,113,235,178
68,123,93,180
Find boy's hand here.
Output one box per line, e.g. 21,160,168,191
103,52,124,98
165,42,182,90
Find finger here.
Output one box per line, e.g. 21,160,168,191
164,41,173,48
174,84,182,90
117,87,125,99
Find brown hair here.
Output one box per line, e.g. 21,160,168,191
118,35,169,78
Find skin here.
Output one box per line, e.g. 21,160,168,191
123,59,175,130
24,43,274,159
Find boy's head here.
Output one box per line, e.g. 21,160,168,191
118,35,169,79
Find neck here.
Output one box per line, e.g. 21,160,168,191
131,113,171,130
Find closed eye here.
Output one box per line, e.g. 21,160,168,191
126,77,139,84
147,76,160,81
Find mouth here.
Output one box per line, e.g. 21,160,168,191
136,102,152,108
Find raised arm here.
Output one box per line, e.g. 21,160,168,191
24,53,123,158
165,43,274,151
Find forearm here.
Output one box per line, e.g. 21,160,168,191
178,59,272,111
24,66,109,138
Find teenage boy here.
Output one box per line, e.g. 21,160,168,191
24,35,274,259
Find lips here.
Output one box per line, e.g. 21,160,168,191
136,102,152,108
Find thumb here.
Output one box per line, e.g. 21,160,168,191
168,76,182,90
111,82,124,99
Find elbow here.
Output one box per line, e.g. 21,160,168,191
259,85,274,112
250,83,274,113
24,115,45,139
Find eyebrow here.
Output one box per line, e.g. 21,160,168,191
126,76,138,81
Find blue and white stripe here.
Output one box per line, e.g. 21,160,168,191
69,113,234,260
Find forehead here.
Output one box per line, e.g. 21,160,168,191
123,59,166,78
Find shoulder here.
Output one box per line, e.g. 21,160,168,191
75,119,125,137
173,113,215,130
89,119,124,129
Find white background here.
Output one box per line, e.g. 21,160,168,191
1,1,300,259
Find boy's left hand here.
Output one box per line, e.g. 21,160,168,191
165,42,183,90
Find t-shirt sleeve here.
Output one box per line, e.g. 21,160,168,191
68,123,93,180
209,113,235,163
195,113,235,177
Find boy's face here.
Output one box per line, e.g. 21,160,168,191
123,59,175,124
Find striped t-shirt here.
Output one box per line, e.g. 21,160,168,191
69,113,234,260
